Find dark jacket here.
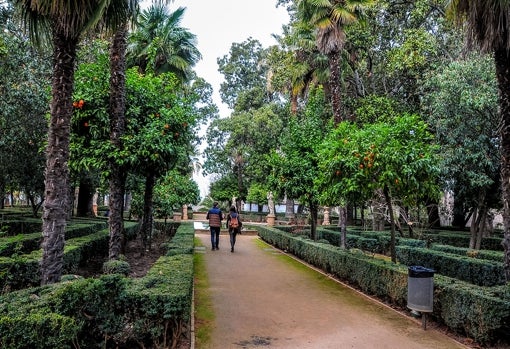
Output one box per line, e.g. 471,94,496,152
207,207,223,227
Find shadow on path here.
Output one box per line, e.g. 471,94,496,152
194,232,469,349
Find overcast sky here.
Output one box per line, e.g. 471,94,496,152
171,0,290,116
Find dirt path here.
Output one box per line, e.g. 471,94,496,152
195,232,470,349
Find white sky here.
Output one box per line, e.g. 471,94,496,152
172,0,290,116
167,0,290,198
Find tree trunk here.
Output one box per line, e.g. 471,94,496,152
372,191,386,231
40,32,78,285
495,48,510,281
108,26,128,260
452,197,467,228
476,208,487,250
339,205,347,249
290,93,298,114
0,182,5,209
469,207,478,250
140,172,156,252
76,174,94,217
425,196,441,228
285,196,295,219
383,185,397,263
329,50,343,125
309,199,318,241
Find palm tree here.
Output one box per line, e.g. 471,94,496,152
14,0,137,284
13,0,112,284
127,3,201,80
296,0,373,124
103,0,138,260
448,0,510,280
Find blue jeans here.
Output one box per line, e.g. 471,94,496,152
210,226,220,249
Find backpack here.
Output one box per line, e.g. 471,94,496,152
229,213,239,229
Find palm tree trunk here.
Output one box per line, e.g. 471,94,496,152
495,48,510,281
328,50,343,125
40,32,78,285
108,25,128,260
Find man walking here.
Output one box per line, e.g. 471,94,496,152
207,201,223,250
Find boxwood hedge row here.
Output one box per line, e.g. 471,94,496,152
396,245,506,287
0,220,108,257
430,244,503,263
0,221,194,349
0,221,135,292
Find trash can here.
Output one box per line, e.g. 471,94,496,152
407,266,435,313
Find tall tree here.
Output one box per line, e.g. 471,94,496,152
13,0,114,285
0,16,49,215
448,0,510,280
104,0,138,260
422,54,500,247
217,38,270,111
296,0,373,124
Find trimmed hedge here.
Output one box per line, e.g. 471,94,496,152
396,245,506,287
0,221,137,292
0,221,108,257
431,244,504,263
257,225,510,344
0,218,42,236
0,222,195,348
422,231,504,251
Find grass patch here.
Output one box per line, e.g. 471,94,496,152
193,237,214,348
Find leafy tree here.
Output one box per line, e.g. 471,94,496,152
268,87,330,240
217,38,270,111
153,169,200,221
422,54,500,248
246,183,270,213
208,175,239,207
12,0,124,284
72,43,206,250
317,114,440,261
0,20,50,215
447,0,510,280
340,0,461,114
204,104,286,206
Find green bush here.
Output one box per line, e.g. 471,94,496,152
103,259,131,275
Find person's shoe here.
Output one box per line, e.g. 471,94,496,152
212,247,216,251
231,247,234,253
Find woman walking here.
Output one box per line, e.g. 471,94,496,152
226,205,242,252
